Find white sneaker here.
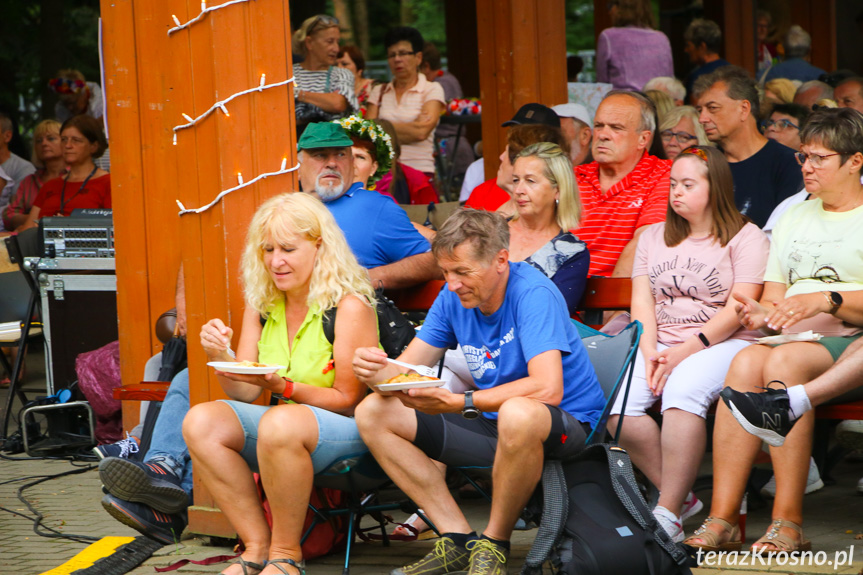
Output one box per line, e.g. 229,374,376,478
653,505,684,543
680,491,703,522
836,420,863,452
760,456,824,497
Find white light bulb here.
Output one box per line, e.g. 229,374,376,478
182,113,194,123
219,105,230,116
237,173,244,185
172,15,181,26
173,133,177,146
260,74,266,87
281,157,287,171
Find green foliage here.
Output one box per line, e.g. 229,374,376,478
0,0,101,137
566,0,596,53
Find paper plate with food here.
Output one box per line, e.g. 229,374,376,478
376,373,446,392
207,360,286,374
756,330,824,345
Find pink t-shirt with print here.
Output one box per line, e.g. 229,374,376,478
633,222,770,345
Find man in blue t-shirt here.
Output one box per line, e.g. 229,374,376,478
353,209,604,575
298,122,438,289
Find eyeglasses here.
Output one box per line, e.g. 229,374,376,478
761,118,799,131
795,151,840,168
307,15,339,34
387,51,416,60
680,147,708,163
60,136,88,145
660,130,697,144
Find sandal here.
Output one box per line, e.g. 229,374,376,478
750,518,811,553
265,558,306,575
220,557,266,575
683,516,742,552
368,512,438,542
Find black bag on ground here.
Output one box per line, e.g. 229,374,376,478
322,289,415,358
521,443,695,575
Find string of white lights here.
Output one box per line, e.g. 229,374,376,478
172,74,294,144
168,0,253,35
176,158,299,215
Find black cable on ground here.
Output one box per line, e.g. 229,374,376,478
0,461,101,544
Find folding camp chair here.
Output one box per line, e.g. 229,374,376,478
305,451,434,575
454,320,643,500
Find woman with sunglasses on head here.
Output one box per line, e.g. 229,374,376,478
686,108,863,554
18,115,109,231
366,27,445,185
292,15,357,135
606,146,770,543
658,106,711,160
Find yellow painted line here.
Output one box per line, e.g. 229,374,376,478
39,536,136,575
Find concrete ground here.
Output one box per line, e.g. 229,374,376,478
2,347,863,575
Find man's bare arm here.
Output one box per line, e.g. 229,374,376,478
368,252,442,290
610,224,650,278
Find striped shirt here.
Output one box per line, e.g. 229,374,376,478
294,65,357,123
574,153,671,277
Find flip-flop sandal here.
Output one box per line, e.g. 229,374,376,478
220,556,266,575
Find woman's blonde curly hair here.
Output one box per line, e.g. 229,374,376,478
242,193,374,316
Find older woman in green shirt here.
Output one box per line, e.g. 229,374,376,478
184,193,378,575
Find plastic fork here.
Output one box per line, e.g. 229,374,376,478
386,358,437,378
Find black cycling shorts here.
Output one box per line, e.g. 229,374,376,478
413,403,591,468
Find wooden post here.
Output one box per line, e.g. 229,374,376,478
475,0,567,181
100,0,298,536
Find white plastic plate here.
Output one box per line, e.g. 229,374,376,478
376,379,446,392
207,362,285,374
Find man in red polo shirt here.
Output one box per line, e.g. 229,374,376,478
575,91,671,277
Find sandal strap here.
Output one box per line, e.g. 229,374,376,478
683,516,738,547
753,518,805,552
267,558,306,575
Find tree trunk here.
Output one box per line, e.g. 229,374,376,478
332,0,354,45
401,0,414,25
354,0,371,58
40,0,66,120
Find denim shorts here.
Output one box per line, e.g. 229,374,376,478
219,400,368,475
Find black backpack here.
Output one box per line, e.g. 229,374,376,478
520,443,695,575
322,290,416,358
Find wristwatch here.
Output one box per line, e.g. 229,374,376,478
462,390,481,420
825,291,843,315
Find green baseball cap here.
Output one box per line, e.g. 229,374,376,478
297,122,353,151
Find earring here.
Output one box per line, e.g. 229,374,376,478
555,198,559,205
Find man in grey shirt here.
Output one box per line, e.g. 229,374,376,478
0,112,36,232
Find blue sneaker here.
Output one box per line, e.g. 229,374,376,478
99,457,188,514
101,494,185,545
92,433,139,460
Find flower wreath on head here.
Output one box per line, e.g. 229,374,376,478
333,115,395,182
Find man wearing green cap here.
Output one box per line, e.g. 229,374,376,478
298,122,437,289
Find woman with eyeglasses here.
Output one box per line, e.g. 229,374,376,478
686,108,863,554
18,115,109,231
292,15,357,135
762,103,810,151
366,27,445,184
606,146,769,543
658,106,711,160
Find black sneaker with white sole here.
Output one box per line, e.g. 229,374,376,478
99,457,188,515
101,494,185,545
719,381,796,447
